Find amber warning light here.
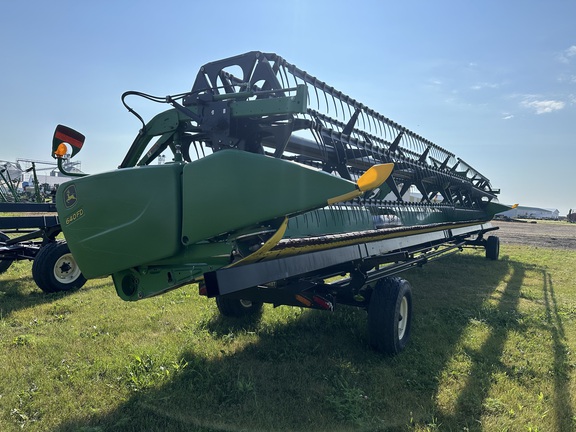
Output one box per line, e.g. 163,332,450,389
52,125,86,159
54,142,68,158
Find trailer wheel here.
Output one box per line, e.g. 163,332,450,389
485,235,500,260
32,241,86,293
0,232,13,274
368,277,413,355
216,296,264,318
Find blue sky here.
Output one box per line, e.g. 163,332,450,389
1,0,575,214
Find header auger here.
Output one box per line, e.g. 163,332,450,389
43,51,511,355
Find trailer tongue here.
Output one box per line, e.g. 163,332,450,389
48,51,510,354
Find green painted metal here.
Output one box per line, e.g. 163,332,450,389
58,148,364,281
483,201,515,217
230,85,307,117
57,163,183,278
0,169,19,202
285,206,374,237
120,109,183,168
180,150,360,245
112,238,232,301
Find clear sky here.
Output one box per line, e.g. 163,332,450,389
1,0,574,214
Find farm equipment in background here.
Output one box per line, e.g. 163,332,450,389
0,161,23,202
0,201,86,292
0,159,87,292
46,51,510,354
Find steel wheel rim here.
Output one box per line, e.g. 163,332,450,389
398,296,408,339
53,253,82,284
239,299,253,308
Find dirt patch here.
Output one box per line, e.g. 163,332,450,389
491,220,576,250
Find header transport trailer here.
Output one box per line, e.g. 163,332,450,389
31,51,511,355
0,201,85,293
1,159,87,292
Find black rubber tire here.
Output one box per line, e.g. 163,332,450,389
368,277,413,355
32,241,86,293
216,296,264,318
485,235,500,260
0,232,13,274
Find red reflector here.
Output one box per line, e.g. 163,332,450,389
198,282,207,296
55,131,83,149
312,295,333,311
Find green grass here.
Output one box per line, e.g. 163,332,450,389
1,244,575,431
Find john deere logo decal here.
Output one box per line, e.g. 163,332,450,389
64,185,77,209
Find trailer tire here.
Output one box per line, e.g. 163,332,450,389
32,241,86,293
368,277,413,355
485,235,500,260
0,232,13,274
216,296,263,318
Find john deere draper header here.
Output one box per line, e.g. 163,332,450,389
50,52,509,353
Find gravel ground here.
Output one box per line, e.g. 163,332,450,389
491,219,576,250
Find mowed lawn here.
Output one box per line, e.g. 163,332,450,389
1,243,575,431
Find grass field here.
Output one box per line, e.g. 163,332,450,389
1,243,575,431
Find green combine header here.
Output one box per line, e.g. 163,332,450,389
42,51,512,354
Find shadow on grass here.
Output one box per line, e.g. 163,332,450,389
421,257,574,431
203,309,265,338
543,271,574,431
52,253,573,432
431,256,526,428
0,274,110,317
